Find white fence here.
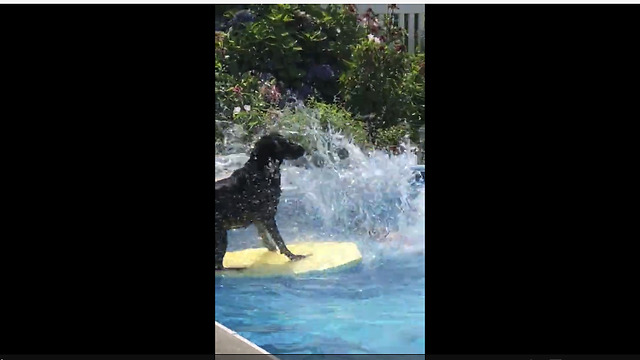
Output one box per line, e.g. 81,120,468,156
355,4,425,54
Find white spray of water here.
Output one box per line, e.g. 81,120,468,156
215,112,425,260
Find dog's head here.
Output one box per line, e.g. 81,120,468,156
251,133,305,165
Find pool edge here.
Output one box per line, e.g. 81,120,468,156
215,321,279,358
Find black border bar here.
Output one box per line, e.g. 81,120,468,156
0,357,213,360
2,355,639,360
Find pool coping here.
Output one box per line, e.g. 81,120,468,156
215,321,280,358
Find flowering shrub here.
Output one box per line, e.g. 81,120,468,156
215,4,425,150
220,5,365,103
339,5,424,146
216,31,283,143
214,71,269,143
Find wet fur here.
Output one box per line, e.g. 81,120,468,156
215,134,306,270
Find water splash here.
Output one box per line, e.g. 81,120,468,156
215,111,425,260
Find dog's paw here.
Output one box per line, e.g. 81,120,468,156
287,254,307,262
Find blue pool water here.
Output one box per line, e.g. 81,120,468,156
215,249,424,354
215,133,425,354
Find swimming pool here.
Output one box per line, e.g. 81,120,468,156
215,138,425,354
215,247,424,354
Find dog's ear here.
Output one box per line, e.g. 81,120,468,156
270,134,290,155
272,136,283,152
271,138,286,162
250,135,282,166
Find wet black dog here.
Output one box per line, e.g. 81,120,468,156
215,133,306,270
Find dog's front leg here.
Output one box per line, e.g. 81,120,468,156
261,219,306,261
215,227,228,270
255,222,278,252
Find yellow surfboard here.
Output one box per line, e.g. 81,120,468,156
216,242,362,277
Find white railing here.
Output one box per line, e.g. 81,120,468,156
356,4,425,54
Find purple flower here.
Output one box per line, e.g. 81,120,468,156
260,72,274,81
227,10,255,28
296,84,314,100
309,64,335,81
233,10,255,23
284,88,297,103
265,60,274,71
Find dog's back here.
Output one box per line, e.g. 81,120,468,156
215,162,281,229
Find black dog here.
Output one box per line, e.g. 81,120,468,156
215,133,307,270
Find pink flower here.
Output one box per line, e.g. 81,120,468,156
367,34,381,44
260,83,281,103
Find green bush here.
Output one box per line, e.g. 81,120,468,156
339,6,424,147
402,52,425,142
220,4,364,102
215,4,425,152
216,31,283,143
377,124,410,148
